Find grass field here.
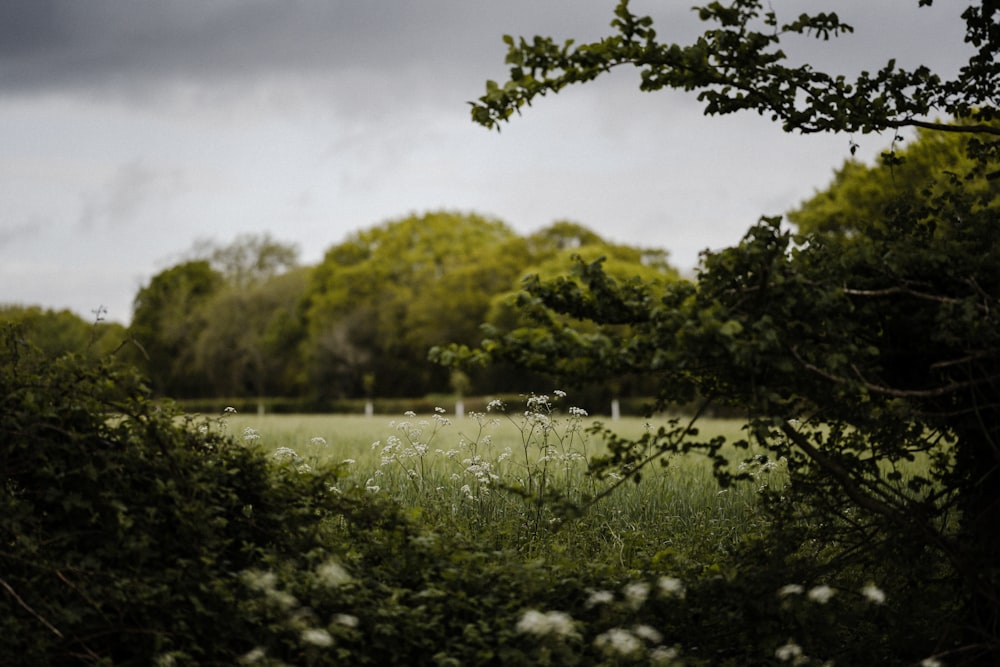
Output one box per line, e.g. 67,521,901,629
216,408,784,566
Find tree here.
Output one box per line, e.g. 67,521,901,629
192,268,311,403
451,1,1000,662
300,211,526,399
128,260,223,396
789,122,1000,239
188,232,299,289
0,305,127,360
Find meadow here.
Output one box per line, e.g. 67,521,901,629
219,400,785,567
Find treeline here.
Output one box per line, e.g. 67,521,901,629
2,212,678,406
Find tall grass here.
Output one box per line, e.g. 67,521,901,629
220,400,785,567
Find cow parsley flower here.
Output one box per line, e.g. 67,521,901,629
778,583,804,598
624,581,651,609
807,584,835,604
658,576,686,599
515,609,577,639
633,624,663,644
594,628,642,657
316,559,351,587
333,613,359,628
586,589,615,608
775,641,803,662
301,627,334,647
861,583,886,604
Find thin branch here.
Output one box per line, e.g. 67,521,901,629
891,118,1000,137
0,576,64,639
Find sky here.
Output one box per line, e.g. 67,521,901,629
0,1,972,324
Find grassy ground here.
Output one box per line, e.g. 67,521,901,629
212,408,784,568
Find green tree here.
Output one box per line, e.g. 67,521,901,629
193,268,311,403
451,1,1000,661
128,260,223,396
0,305,127,360
301,211,524,399
790,122,1000,239
189,232,300,289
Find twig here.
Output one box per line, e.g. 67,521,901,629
0,576,64,639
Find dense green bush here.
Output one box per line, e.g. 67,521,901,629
0,324,953,666
0,326,393,664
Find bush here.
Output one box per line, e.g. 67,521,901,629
0,326,395,664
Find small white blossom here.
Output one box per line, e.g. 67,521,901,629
650,646,680,665
586,589,615,608
238,647,266,664
316,559,351,587
301,627,334,647
775,641,803,662
569,406,588,417
223,406,238,414
553,389,567,398
778,583,805,597
243,427,262,444
861,583,886,604
594,628,642,657
310,436,327,446
242,569,277,592
633,624,663,643
657,576,686,599
515,609,577,639
341,458,356,465
623,581,650,609
272,447,298,463
807,584,835,604
487,399,505,412
333,613,359,628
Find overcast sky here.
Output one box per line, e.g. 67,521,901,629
0,1,972,324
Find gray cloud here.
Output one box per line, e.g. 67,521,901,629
78,160,184,230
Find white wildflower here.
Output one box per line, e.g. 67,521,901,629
341,458,356,465
569,406,588,417
623,581,651,609
333,613,359,628
650,646,680,665
223,406,238,414
242,569,277,592
515,609,577,639
301,627,334,647
404,410,416,417
487,399,505,412
594,628,642,657
316,559,351,587
861,583,886,604
310,436,327,446
807,584,835,604
243,427,262,444
775,641,803,662
553,389,567,398
586,589,615,608
657,576,686,599
435,406,446,413
238,647,266,664
272,447,298,463
778,583,805,597
633,624,663,644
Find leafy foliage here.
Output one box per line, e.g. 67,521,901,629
450,1,1000,663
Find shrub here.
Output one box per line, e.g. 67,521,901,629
0,325,396,664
